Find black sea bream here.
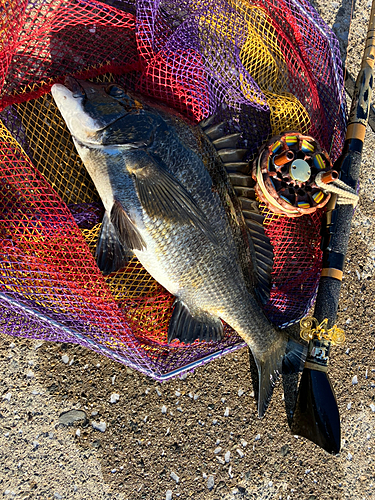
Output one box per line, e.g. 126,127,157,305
52,78,291,416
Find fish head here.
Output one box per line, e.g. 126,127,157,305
51,78,141,146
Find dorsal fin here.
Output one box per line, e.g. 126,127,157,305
200,116,274,303
212,132,242,149
243,212,274,303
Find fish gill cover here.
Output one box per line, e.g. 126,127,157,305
0,0,346,378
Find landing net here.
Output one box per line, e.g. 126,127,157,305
0,0,346,378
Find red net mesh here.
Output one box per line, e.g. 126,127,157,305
0,0,347,378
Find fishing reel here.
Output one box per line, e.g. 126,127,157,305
253,132,337,217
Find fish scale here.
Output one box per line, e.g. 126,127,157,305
51,78,296,416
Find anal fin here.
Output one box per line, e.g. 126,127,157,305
96,211,133,275
168,300,223,344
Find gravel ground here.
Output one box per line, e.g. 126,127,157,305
1,1,375,499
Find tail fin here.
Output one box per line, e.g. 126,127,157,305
248,335,307,418
282,337,308,374
251,336,287,418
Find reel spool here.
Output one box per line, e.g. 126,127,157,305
253,132,337,217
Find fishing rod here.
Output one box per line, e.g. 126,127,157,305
291,0,375,453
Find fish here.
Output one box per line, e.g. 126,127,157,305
51,78,302,416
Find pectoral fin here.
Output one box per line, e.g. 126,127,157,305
131,154,217,244
168,300,223,344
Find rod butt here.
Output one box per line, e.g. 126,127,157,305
291,367,340,454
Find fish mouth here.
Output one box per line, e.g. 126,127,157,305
64,76,86,98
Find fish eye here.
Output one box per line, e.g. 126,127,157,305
106,84,126,99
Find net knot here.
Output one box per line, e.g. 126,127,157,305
315,172,359,207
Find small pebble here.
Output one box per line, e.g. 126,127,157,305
214,446,222,454
26,370,34,379
156,388,162,396
216,456,225,464
9,343,16,348
54,494,62,500
221,397,226,403
2,393,11,401
33,441,39,449
356,270,361,280
76,429,81,437
241,439,248,447
207,476,215,490
370,404,375,412
193,394,199,400
225,451,231,462
347,402,352,410
254,434,261,441
92,421,107,432
238,389,244,397
110,393,120,404
166,490,173,500
236,448,244,458
347,453,353,461
96,363,100,368
345,348,350,354
212,419,218,425
170,471,179,483
352,375,358,385
228,465,233,478
175,391,181,397
34,341,43,349
61,355,69,364
161,405,167,414
111,375,116,385
224,407,230,417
